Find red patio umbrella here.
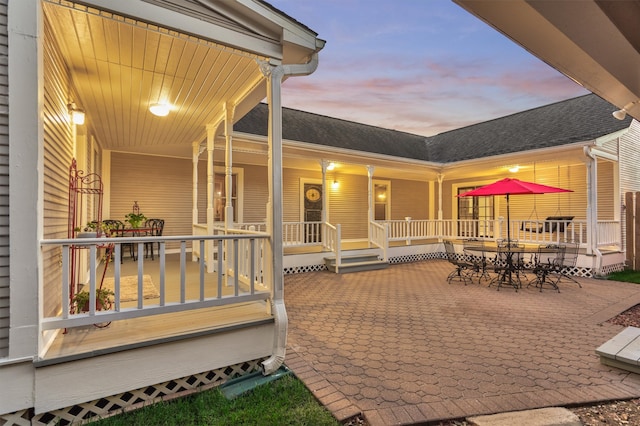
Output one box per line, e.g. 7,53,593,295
457,178,572,243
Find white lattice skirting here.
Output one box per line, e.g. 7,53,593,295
0,358,265,426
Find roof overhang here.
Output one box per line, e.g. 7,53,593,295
44,0,323,158
454,0,640,121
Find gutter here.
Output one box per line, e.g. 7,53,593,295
261,52,319,376
583,146,603,275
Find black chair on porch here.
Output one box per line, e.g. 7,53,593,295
144,218,165,260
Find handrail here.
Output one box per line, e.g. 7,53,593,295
369,221,388,262
323,222,341,268
40,233,270,330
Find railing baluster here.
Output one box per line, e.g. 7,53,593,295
180,241,186,303
159,242,165,306
62,244,69,319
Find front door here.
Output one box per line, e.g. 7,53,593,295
303,183,322,243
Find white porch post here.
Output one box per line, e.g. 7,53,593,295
206,125,216,273
437,173,444,240
367,165,374,247
224,102,235,230
321,160,328,224
192,142,200,262
584,148,597,257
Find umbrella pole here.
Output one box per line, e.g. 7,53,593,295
506,193,510,243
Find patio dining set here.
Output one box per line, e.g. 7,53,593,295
443,239,581,292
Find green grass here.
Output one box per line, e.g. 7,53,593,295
92,374,340,426
608,269,640,284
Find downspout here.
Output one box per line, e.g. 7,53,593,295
261,53,319,375
583,146,602,275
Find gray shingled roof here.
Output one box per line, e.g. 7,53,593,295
234,94,632,164
425,94,632,162
234,104,430,160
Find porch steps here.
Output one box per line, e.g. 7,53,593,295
596,326,640,375
324,253,389,274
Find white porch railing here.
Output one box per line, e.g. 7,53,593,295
323,222,341,268
370,221,388,262
378,218,619,249
41,233,270,331
283,221,323,246
596,220,621,248
511,219,588,246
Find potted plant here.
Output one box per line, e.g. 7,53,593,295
125,212,147,228
72,287,114,313
74,221,116,238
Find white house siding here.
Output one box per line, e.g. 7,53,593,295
111,152,193,251
386,177,429,220
597,161,615,220
242,164,268,223
444,162,595,224
42,18,75,320
0,0,8,358
619,121,640,254
329,173,369,240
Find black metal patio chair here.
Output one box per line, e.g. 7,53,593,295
443,240,475,285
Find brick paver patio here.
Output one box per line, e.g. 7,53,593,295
283,260,640,425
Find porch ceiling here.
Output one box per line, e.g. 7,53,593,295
42,1,292,158
454,0,640,121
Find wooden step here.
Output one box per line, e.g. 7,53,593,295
324,254,389,273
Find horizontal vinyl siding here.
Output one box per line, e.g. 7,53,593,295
618,123,640,254
620,122,640,193
111,153,193,250
243,164,268,223
597,161,614,220
329,174,368,240
447,164,590,223
0,1,7,356
42,21,74,321
507,164,587,222
386,178,429,220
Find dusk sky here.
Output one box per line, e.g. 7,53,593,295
270,0,589,137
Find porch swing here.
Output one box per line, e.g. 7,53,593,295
543,165,574,233
521,163,544,233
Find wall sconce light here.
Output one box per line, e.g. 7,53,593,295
149,102,170,117
332,179,339,189
509,165,520,173
613,102,636,120
67,102,85,125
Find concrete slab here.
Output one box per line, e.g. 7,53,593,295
467,407,581,426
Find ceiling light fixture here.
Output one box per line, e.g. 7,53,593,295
149,102,170,117
67,102,85,125
509,165,520,173
613,102,636,120
326,162,335,171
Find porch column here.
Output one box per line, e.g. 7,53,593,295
206,124,216,273
437,174,444,241
428,180,435,220
584,147,597,257
224,102,235,230
192,141,200,262
367,165,374,247
437,173,444,220
321,160,328,224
